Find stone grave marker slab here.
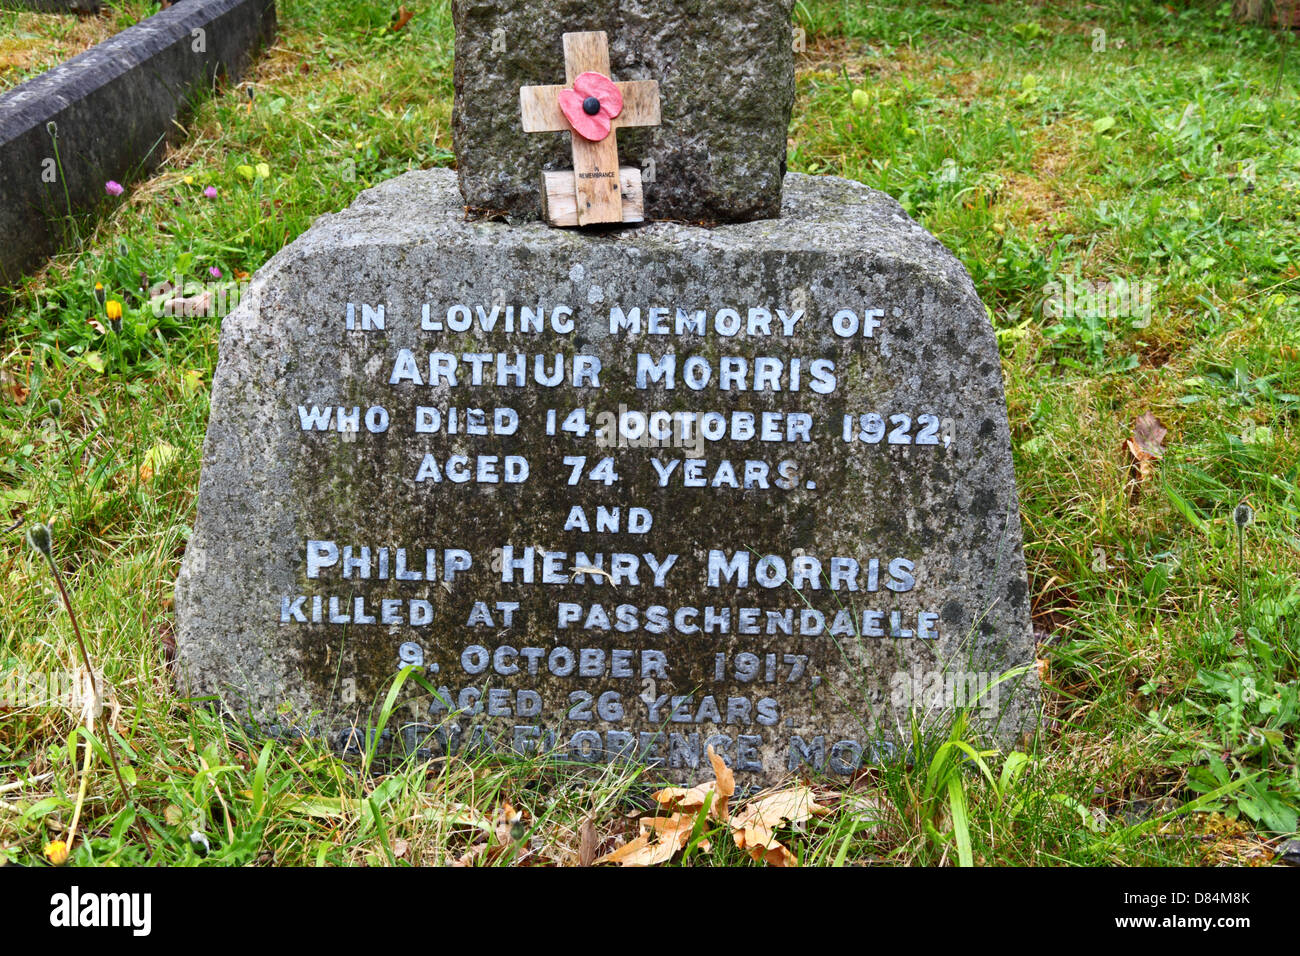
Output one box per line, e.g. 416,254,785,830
452,0,795,223
175,168,1039,784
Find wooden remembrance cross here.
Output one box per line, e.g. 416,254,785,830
519,31,661,227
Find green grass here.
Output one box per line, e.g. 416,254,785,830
1,0,1297,865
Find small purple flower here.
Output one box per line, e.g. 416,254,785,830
203,186,218,199
105,180,124,197
209,266,222,279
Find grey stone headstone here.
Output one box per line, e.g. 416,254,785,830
452,0,795,224
176,168,1038,783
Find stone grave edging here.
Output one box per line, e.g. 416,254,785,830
0,0,277,284
3,2,102,13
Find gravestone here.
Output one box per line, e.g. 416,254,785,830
176,15,1039,785
452,0,795,223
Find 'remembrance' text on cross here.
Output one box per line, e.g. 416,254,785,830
519,31,661,226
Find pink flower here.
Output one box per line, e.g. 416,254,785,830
209,266,222,279
203,186,218,199
557,71,623,142
105,180,124,196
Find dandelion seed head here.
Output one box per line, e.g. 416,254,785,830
26,523,52,559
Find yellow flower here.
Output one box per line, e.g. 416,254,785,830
44,840,69,865
184,175,194,185
106,300,122,321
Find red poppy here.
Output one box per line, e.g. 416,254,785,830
557,71,623,142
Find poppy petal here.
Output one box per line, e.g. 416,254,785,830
572,71,623,119
558,88,613,141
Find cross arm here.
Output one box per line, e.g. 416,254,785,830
519,84,568,132
613,80,661,128
519,79,661,133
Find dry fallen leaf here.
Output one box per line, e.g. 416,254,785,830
653,785,707,810
493,801,525,844
596,813,697,866
709,746,736,817
1125,411,1167,484
652,745,735,821
454,843,487,867
598,746,735,866
729,786,830,867
578,817,597,867
600,752,832,867
1,369,28,405
751,842,800,867
391,5,414,30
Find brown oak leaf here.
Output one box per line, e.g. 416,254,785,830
596,813,698,866
651,745,735,821
729,787,830,867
